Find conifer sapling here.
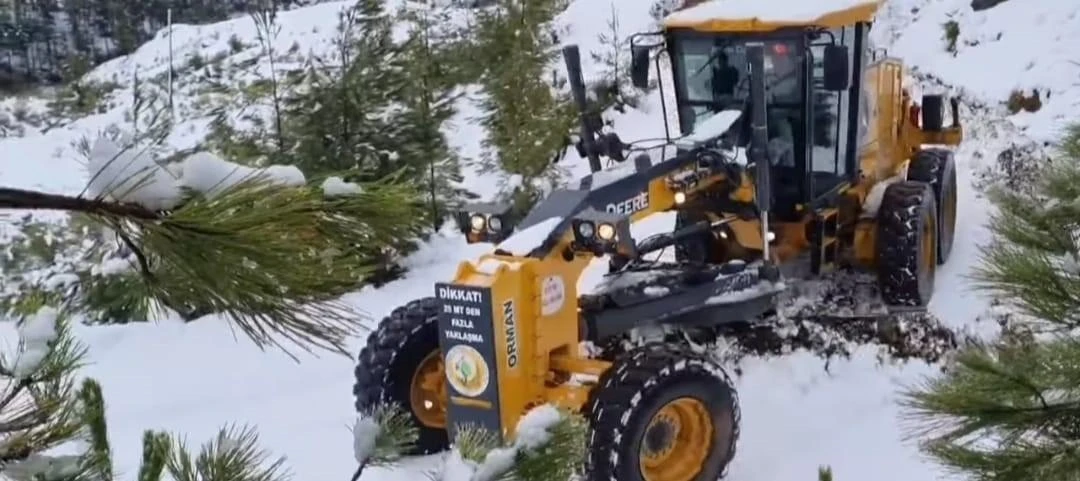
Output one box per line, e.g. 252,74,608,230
900,124,1080,481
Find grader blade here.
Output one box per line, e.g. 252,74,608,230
778,272,893,322
711,272,960,367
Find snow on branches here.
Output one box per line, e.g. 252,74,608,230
0,130,428,355
10,307,60,379
351,403,586,481
441,404,585,481
0,307,85,477
85,137,307,211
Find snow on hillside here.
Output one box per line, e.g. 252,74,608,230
0,0,352,231
884,0,1079,143
0,0,1074,479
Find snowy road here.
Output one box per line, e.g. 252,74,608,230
0,0,1075,479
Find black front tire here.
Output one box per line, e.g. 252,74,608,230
908,149,957,264
353,297,450,454
584,343,740,481
876,181,938,307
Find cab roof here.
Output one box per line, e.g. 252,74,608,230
663,0,882,32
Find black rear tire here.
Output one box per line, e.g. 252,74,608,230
908,149,957,264
876,181,938,307
354,297,450,455
584,343,740,481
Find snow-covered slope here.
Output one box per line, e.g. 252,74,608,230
0,0,355,224
0,0,1076,479
885,0,1079,143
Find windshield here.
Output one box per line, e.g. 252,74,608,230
672,35,801,136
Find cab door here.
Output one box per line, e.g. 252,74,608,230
806,26,858,201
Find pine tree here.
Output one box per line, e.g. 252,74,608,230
901,124,1080,481
0,124,582,479
284,0,406,178
0,305,293,481
262,0,432,282
393,0,475,230
0,306,85,469
590,2,638,113
472,0,576,213
251,1,287,155
200,0,458,288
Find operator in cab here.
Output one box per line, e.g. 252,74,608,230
678,40,800,168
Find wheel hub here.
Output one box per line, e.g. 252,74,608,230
638,397,715,481
643,415,678,459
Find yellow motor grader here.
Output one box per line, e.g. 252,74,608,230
354,1,962,480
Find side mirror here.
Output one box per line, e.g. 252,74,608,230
630,46,651,89
822,44,850,91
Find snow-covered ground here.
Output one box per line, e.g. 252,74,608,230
0,0,1076,479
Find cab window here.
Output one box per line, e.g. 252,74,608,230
670,33,800,135
809,27,856,194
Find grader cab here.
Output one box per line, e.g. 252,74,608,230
354,1,963,480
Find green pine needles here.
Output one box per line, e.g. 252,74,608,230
0,306,294,481
0,167,423,356
901,123,1080,481
350,404,588,481
973,125,1080,329
72,379,293,481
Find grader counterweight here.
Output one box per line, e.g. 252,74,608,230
354,1,962,480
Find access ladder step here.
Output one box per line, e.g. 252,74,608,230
810,208,841,275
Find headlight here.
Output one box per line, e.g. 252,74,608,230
597,223,617,241
488,215,503,232
577,221,595,238
469,214,486,231
570,208,636,257
674,191,686,205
